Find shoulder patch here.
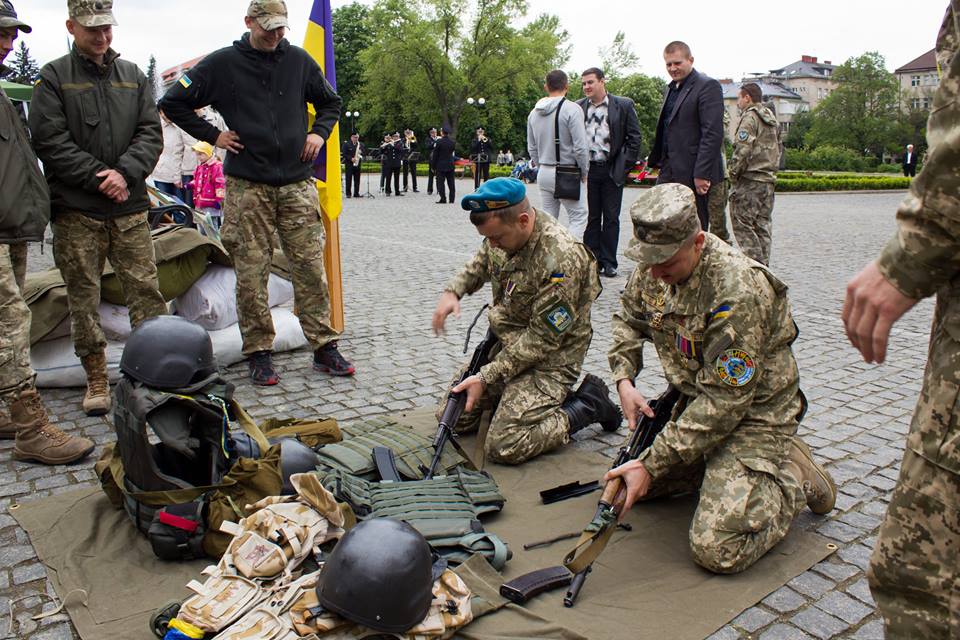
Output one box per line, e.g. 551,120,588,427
715,349,756,387
737,130,749,141
178,75,192,89
542,303,574,334
708,304,731,322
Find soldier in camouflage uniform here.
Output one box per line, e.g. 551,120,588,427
432,178,620,465
705,110,731,243
160,0,352,386
844,2,959,636
0,0,94,464
29,0,166,417
728,83,779,265
604,183,836,573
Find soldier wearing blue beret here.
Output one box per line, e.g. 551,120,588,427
431,178,620,464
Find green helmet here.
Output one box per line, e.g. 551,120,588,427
120,316,217,389
317,518,435,632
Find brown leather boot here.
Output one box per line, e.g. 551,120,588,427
784,438,837,515
13,388,95,464
0,405,16,439
81,351,112,416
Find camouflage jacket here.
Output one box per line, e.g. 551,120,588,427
446,212,601,386
608,235,805,478
0,70,49,243
876,0,960,471
729,104,779,183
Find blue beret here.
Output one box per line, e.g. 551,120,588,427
460,177,526,213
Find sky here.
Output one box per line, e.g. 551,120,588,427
13,0,950,84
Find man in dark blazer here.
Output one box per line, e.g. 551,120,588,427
341,133,364,198
432,127,457,204
648,41,724,230
902,143,917,177
577,67,642,278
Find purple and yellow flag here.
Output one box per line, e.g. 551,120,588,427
303,0,343,220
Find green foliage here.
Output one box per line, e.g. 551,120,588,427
145,55,158,102
6,41,40,86
783,145,877,172
606,73,665,156
784,110,813,149
599,31,638,80
331,2,373,127
775,176,911,191
804,52,899,159
353,0,568,158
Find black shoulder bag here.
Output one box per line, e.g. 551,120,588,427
553,100,582,200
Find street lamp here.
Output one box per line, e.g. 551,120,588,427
345,110,360,134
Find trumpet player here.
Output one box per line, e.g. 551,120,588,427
470,126,493,188
381,132,404,196
341,133,364,198
402,128,419,193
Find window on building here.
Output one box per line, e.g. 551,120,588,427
911,75,920,86
911,98,921,109
923,97,931,109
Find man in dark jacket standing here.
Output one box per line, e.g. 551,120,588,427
577,67,642,278
161,0,354,386
431,127,456,204
0,0,95,465
29,0,166,417
648,41,724,230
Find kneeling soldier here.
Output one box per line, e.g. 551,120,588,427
432,178,619,465
606,183,836,573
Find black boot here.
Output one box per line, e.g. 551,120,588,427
562,374,622,435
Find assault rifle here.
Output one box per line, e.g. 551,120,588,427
498,385,681,606
373,324,498,482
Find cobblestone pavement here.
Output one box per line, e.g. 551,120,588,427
3,183,929,639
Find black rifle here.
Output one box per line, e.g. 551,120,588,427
420,327,498,479
561,385,681,606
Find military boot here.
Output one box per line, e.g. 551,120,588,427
784,438,837,515
80,351,112,416
562,374,623,436
13,388,95,465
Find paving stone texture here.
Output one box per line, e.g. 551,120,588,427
3,183,930,639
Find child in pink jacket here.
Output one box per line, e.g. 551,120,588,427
191,141,225,230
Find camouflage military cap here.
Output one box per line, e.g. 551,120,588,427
624,183,700,265
247,0,288,31
0,1,31,33
68,0,117,27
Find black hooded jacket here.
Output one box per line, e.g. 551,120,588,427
160,33,342,187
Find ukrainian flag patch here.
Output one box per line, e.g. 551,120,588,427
179,75,192,89
709,304,731,322
543,303,573,334
549,272,565,285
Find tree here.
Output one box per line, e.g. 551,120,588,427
332,2,373,132
145,55,158,102
599,31,638,81
606,73,666,157
784,109,813,149
355,0,568,155
804,52,900,160
7,41,40,86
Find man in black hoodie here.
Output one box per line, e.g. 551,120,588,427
161,0,354,386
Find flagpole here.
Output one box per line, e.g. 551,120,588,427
322,210,344,331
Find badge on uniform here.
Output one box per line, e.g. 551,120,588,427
179,75,193,89
543,304,574,334
505,280,517,296
737,130,749,141
549,272,565,285
715,349,756,387
675,332,701,361
708,304,731,323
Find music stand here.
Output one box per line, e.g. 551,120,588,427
362,157,376,198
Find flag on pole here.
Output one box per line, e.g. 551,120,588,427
303,0,343,220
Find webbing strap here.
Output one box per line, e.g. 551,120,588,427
561,512,618,575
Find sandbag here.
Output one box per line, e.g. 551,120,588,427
33,307,307,388
175,265,295,331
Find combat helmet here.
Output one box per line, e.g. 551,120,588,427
317,518,437,632
120,315,217,389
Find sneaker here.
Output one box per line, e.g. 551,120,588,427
786,438,837,514
313,342,355,376
248,350,279,386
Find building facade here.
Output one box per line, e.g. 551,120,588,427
894,48,939,112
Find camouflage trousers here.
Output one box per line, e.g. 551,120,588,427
643,437,806,574
52,211,166,358
221,177,338,355
440,362,579,465
0,243,33,396
706,177,731,242
730,179,775,265
869,305,960,638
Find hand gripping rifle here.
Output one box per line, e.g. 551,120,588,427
499,386,681,606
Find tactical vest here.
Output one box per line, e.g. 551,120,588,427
96,374,281,560
321,467,511,570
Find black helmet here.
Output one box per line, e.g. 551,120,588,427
317,518,434,632
120,316,217,389
273,438,321,495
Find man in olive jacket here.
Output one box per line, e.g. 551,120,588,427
0,0,95,464
29,0,166,416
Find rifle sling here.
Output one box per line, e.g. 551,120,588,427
562,517,618,576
